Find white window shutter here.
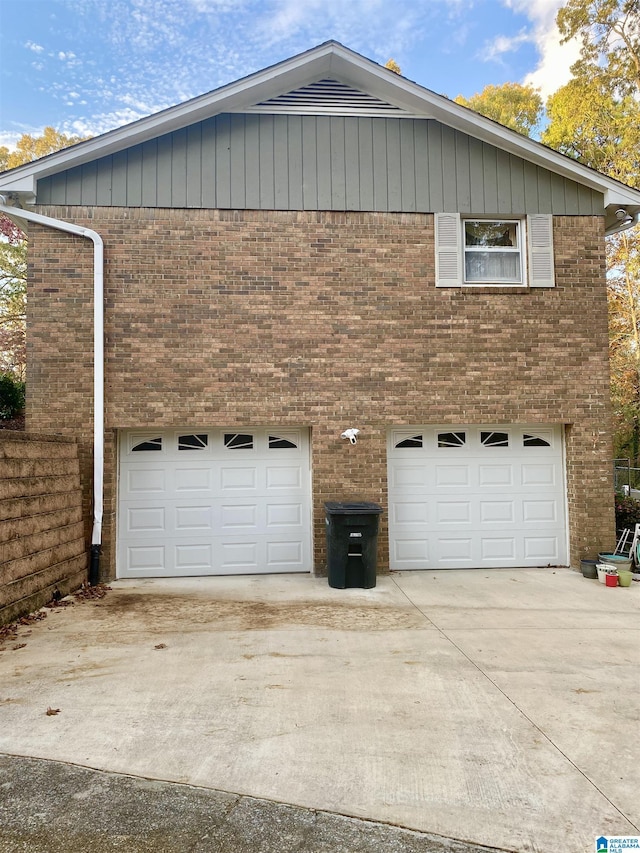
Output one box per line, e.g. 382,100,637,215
435,212,462,287
527,214,555,288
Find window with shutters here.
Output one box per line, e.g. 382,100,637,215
435,212,554,288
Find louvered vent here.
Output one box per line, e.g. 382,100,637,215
250,78,407,115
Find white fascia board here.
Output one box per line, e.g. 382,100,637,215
0,173,36,195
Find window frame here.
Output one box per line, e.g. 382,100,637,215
462,217,526,287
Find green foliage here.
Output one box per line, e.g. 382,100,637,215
0,127,92,382
454,83,543,137
0,231,26,380
542,71,640,188
615,492,640,529
548,0,640,459
557,0,640,96
0,372,25,420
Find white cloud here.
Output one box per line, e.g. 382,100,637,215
0,132,21,151
480,28,531,63
499,0,581,98
25,41,44,53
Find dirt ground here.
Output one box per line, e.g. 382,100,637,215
0,414,25,430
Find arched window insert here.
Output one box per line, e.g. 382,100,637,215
268,435,298,449
523,433,551,447
131,437,162,452
395,435,423,449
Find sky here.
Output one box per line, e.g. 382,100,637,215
0,0,582,151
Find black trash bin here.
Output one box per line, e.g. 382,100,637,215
325,501,383,589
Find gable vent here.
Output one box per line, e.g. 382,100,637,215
245,78,410,116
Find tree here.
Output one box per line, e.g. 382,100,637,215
542,71,640,186
4,127,86,171
557,0,640,96
0,128,90,380
454,83,543,136
384,59,402,74
550,0,640,461
608,231,640,460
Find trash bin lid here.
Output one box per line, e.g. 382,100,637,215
324,501,383,515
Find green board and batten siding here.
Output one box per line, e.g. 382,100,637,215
36,114,604,214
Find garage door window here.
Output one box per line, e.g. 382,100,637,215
481,431,509,447
178,434,208,450
438,431,466,448
224,433,254,450
132,437,162,452
523,433,551,447
268,435,298,449
395,434,423,449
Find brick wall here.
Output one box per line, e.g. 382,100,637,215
0,432,87,624
27,208,616,578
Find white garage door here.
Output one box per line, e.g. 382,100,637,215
117,428,312,578
388,425,567,570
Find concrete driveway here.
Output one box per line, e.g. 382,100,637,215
0,568,638,852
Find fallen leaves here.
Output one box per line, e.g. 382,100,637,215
46,707,61,716
74,583,112,602
154,643,167,650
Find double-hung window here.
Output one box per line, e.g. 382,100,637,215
463,219,523,285
435,212,554,288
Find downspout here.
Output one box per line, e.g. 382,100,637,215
0,198,104,584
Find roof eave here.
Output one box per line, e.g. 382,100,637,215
1,40,639,213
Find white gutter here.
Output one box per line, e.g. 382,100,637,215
0,200,104,574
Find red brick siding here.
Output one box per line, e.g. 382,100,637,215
27,208,615,578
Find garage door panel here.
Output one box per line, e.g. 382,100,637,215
220,503,258,529
436,501,471,524
393,501,429,525
390,465,429,488
220,541,258,570
524,536,559,560
522,499,557,523
118,428,311,578
478,464,514,487
479,500,515,524
175,543,214,571
439,537,473,562
127,545,166,572
267,540,303,566
220,465,258,492
126,506,166,533
175,505,214,531
266,502,303,528
388,425,567,570
265,465,303,490
435,465,470,487
394,538,430,563
481,537,516,560
521,463,556,486
126,468,166,495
